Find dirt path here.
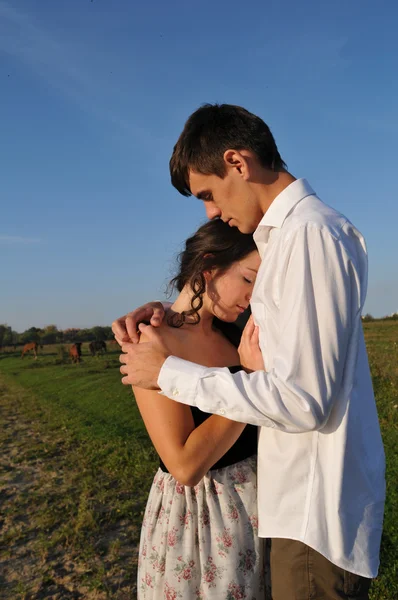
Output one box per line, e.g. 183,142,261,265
0,381,139,599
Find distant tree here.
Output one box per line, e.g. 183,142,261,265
0,324,14,348
11,330,19,346
384,312,398,321
362,313,375,322
0,324,8,347
63,328,81,343
76,328,95,342
40,324,59,345
2,326,14,347
102,326,113,340
41,331,57,344
20,327,43,344
91,326,112,341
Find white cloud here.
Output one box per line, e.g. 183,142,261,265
0,235,42,244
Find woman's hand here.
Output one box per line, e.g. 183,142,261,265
238,315,265,372
119,324,171,388
112,302,172,344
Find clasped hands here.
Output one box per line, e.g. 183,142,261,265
114,302,170,389
113,303,264,390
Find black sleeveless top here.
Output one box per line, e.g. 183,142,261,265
159,313,257,473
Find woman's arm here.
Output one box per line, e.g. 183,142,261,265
133,384,247,486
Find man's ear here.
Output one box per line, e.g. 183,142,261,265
223,149,250,178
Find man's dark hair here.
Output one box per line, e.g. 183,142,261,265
170,103,287,196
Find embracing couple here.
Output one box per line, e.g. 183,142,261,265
112,104,385,599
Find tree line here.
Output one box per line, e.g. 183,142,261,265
1,312,397,349
0,324,113,348
362,312,398,322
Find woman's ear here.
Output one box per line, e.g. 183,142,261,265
203,269,213,283
202,253,215,283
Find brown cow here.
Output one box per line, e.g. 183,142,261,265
69,342,82,363
21,342,39,359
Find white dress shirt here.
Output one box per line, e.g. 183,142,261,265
158,179,385,578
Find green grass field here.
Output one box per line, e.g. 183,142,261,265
0,324,397,599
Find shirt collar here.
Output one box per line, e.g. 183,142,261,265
255,178,316,232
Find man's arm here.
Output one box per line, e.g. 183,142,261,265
158,223,367,433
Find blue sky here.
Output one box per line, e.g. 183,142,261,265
1,0,397,331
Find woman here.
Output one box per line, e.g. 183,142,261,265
132,219,264,599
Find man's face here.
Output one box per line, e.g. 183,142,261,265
188,169,263,234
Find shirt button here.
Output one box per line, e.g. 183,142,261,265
172,388,179,396
219,409,225,415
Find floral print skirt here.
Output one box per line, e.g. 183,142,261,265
138,455,264,599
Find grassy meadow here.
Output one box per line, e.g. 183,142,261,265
0,323,397,599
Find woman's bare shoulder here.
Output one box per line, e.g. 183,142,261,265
138,320,182,355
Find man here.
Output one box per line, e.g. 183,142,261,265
113,104,385,599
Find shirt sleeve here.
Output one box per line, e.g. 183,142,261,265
158,222,366,433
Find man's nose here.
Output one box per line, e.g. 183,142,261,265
205,203,221,220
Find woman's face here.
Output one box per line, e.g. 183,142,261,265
205,250,261,322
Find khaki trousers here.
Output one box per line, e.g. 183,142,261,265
266,539,372,600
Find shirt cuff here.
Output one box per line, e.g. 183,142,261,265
157,355,208,407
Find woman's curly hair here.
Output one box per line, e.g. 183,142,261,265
168,219,257,327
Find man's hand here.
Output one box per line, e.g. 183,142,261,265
112,301,170,344
119,324,171,388
238,315,265,372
